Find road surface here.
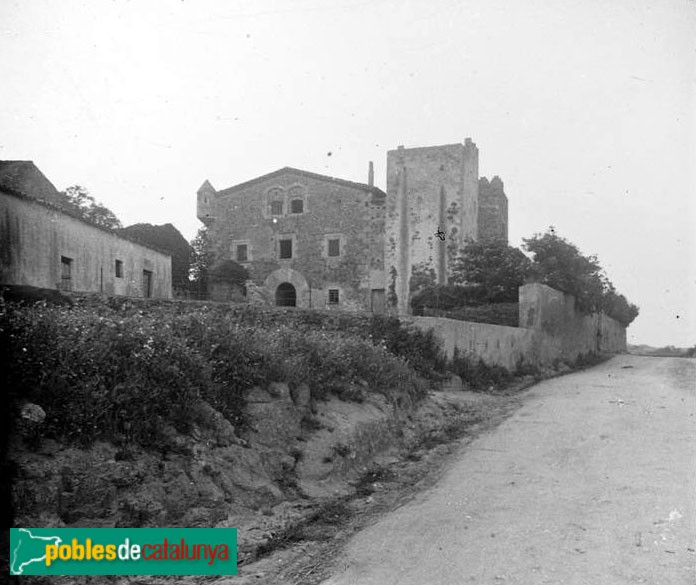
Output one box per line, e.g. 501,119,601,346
321,355,696,585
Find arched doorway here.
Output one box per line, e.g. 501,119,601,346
265,268,309,308
275,282,297,307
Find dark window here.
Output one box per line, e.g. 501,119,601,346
60,256,72,291
328,289,339,305
142,270,153,298
115,259,123,278
290,199,304,213
328,238,340,257
279,239,292,259
237,244,248,262
271,200,283,215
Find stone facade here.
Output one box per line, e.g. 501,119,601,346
478,176,508,243
197,167,386,311
384,140,508,314
199,140,507,313
0,162,172,299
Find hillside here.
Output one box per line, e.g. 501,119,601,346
3,297,597,574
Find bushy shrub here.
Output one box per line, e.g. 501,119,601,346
2,304,206,446
448,348,513,391
424,303,519,327
411,284,488,315
367,315,447,380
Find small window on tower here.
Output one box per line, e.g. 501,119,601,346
237,244,248,262
290,199,304,214
328,238,340,257
328,289,339,305
115,259,123,278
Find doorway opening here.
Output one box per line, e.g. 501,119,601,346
275,282,296,306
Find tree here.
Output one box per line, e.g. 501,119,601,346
523,228,606,313
58,185,122,229
209,260,249,286
523,227,639,324
189,226,214,299
599,287,640,327
409,263,437,294
119,223,192,294
450,240,532,302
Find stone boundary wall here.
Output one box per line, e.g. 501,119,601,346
409,283,627,369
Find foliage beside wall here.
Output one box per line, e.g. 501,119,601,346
413,229,639,327
449,240,531,302
423,303,519,327
523,228,639,325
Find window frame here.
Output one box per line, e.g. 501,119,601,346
115,259,123,278
328,289,340,305
279,237,293,260
323,233,345,259
290,198,304,214
288,185,306,215
270,200,284,216
328,238,340,257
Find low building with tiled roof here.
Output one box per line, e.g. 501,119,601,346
0,160,172,299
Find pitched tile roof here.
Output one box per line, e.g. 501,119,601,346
0,161,170,256
215,166,386,197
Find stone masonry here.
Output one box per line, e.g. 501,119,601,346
197,167,386,311
384,140,508,314
198,140,507,314
478,176,508,243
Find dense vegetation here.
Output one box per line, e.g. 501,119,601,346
420,303,519,327
2,301,446,449
412,229,639,327
57,185,123,230
523,229,639,325
449,240,532,302
189,227,214,299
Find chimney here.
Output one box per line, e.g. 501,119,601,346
368,161,374,187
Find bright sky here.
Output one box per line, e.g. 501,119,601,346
1,0,694,347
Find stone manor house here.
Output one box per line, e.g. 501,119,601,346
197,140,508,314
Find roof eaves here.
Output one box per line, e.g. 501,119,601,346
0,186,171,257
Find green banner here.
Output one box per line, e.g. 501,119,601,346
10,528,237,576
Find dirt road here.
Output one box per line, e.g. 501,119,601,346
321,355,696,585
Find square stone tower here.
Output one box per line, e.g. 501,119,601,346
385,139,479,314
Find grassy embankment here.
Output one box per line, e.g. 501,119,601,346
2,298,606,571
3,299,444,450
1,297,600,451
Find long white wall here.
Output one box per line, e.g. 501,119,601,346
409,283,627,369
0,192,172,299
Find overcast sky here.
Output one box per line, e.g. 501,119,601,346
1,0,694,347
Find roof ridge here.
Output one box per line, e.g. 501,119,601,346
215,166,385,196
